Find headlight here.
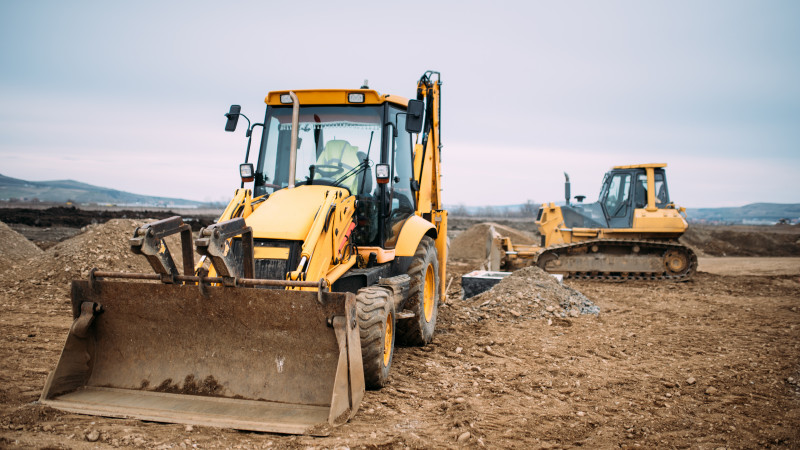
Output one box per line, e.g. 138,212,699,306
375,163,390,184
348,93,365,103
240,163,254,181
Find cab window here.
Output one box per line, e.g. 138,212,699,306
604,173,631,218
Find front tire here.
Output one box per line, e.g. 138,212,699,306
398,236,439,346
356,286,395,389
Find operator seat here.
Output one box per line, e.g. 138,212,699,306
316,140,361,192
634,182,647,209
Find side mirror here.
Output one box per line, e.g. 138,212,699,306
405,99,424,133
225,105,241,132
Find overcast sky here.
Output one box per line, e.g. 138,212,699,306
1,1,798,208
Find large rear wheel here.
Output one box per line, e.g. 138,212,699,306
398,236,439,346
355,286,395,389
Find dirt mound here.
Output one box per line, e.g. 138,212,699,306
0,405,64,430
454,266,599,325
450,222,537,262
0,221,43,274
682,225,800,257
23,219,151,285
0,219,189,305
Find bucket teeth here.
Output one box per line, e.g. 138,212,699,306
69,302,103,339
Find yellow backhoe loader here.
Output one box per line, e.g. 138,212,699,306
489,163,696,281
40,72,447,434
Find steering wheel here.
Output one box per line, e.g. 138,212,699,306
315,160,354,178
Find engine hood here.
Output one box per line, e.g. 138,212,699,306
245,185,350,241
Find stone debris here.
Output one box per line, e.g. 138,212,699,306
455,265,599,324
85,430,100,442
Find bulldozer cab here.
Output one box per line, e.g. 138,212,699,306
559,164,672,230
598,164,671,228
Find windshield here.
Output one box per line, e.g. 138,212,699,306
598,173,610,202
254,105,382,196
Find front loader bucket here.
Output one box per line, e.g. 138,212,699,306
40,280,364,435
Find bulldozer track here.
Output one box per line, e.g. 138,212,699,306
534,238,698,282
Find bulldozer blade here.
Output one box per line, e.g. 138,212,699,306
40,280,364,435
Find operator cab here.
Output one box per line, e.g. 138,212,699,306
559,164,671,230
598,165,670,228
229,89,424,250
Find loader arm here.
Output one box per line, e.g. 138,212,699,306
288,188,358,288
412,71,448,301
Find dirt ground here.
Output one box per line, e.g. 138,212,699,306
0,217,799,449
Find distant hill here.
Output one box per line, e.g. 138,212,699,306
686,203,800,224
0,173,205,207
447,201,800,224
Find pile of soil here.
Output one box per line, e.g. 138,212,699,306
449,222,537,262
0,221,43,274
681,224,800,256
0,219,188,305
455,266,599,325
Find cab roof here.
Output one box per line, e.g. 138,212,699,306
613,163,667,170
265,89,409,108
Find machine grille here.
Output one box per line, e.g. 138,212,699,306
230,239,302,283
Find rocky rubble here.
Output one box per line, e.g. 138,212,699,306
455,265,599,324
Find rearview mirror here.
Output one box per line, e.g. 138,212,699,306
405,99,424,133
225,105,241,132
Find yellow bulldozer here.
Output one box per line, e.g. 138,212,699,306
40,72,447,434
489,163,697,281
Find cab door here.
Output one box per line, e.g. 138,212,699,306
383,107,416,248
602,171,634,228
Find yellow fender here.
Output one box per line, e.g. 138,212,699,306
394,215,437,257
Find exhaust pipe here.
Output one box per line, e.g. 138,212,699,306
288,91,300,188
564,172,571,205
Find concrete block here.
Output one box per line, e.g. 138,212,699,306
461,270,512,299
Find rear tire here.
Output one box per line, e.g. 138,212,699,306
397,236,439,346
355,286,395,389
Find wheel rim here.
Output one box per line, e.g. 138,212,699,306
383,313,393,367
423,264,435,322
664,249,688,274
